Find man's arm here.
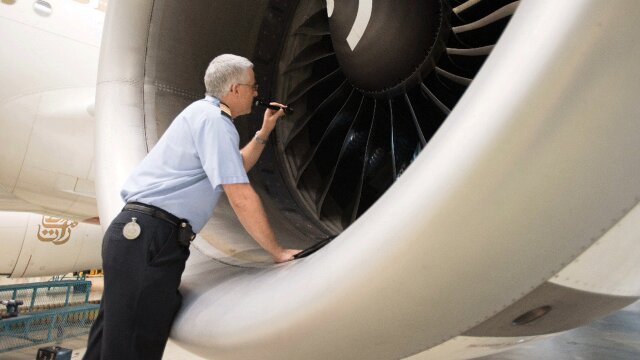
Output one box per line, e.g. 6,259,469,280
240,103,287,172
240,128,270,172
223,182,300,263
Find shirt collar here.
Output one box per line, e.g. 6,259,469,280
204,95,232,120
204,95,219,105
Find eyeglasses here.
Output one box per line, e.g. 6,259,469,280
237,83,258,91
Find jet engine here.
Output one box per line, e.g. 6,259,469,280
94,0,640,359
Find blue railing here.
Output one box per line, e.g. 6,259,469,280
0,280,92,314
0,303,99,353
0,279,98,353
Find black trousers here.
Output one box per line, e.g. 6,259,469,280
84,209,190,360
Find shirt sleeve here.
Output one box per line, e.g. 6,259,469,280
193,113,249,192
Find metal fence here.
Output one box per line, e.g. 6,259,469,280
0,303,99,353
0,280,99,353
0,280,92,316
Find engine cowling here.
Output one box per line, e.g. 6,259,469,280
94,1,640,359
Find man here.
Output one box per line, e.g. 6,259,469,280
84,54,301,360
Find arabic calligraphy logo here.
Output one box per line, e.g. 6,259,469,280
37,216,79,245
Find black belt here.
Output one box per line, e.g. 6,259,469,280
123,202,195,246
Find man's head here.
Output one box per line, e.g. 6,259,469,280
204,54,257,117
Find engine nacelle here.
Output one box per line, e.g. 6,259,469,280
94,0,640,359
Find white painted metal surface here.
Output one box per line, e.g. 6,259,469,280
550,202,640,297
0,211,102,277
0,0,103,219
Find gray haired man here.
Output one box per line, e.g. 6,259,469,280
84,54,300,360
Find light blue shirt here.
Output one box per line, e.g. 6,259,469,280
121,96,249,232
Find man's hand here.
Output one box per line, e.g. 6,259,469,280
273,248,303,263
240,102,287,172
260,102,287,134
